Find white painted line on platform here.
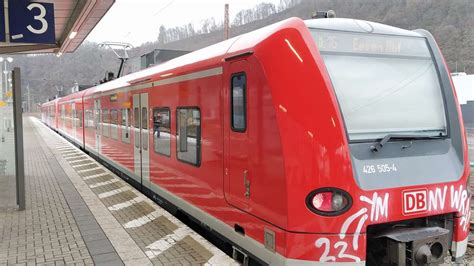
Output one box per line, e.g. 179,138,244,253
145,227,191,258
108,197,144,211
64,154,87,159
90,179,119,189
83,172,110,181
57,147,75,151
123,209,163,229
72,162,97,168
60,149,78,153
62,152,82,156
77,166,102,173
68,158,90,163
98,187,131,199
63,152,81,157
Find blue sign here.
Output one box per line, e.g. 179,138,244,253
0,1,5,42
9,1,55,44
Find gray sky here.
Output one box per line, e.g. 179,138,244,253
86,0,281,46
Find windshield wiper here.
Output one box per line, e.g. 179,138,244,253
370,134,444,152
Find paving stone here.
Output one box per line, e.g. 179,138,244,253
69,160,94,167
83,174,114,185
99,190,137,207
153,236,213,265
86,240,116,256
0,118,95,265
112,201,155,224
92,252,123,264
78,169,106,178
90,181,125,194
3,117,236,266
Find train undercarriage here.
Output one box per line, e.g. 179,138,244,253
367,214,454,265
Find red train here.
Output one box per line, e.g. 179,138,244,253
42,17,470,265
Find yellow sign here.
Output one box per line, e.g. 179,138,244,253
5,91,12,98
0,101,6,107
110,94,118,102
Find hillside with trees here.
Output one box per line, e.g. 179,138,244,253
11,0,474,107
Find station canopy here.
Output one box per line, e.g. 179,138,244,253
0,0,115,54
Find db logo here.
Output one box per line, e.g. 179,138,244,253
403,189,428,215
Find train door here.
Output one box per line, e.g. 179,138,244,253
93,99,101,154
133,93,150,188
72,103,76,140
224,60,252,211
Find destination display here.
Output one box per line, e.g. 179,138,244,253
8,0,55,44
311,30,431,57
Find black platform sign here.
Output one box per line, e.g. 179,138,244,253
8,0,55,44
0,1,5,42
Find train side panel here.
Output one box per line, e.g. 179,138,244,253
95,90,136,181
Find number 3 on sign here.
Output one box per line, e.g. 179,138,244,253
27,3,48,34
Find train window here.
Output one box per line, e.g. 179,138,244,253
153,108,171,156
231,73,246,132
311,30,447,141
122,108,131,143
118,109,122,126
94,108,100,135
111,109,118,140
134,107,140,148
142,108,148,130
78,110,82,128
72,109,77,127
102,109,109,137
86,109,93,128
176,108,201,166
134,107,139,128
142,107,148,150
61,106,65,130
111,109,118,125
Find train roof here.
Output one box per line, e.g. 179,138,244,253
42,98,59,106
304,18,422,37
82,17,308,97
44,17,426,106
58,90,87,103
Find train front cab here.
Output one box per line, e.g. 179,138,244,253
249,18,470,265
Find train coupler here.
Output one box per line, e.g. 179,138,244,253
374,227,450,265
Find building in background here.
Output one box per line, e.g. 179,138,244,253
125,49,190,75
452,73,474,125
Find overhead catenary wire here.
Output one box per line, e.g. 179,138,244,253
153,0,175,17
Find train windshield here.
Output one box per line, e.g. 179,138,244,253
311,29,447,141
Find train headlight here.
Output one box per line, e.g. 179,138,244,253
306,188,352,216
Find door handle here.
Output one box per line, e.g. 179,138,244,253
244,170,250,198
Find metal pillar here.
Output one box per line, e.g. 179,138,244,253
12,67,24,210
224,4,229,40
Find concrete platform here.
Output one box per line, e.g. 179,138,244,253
0,117,236,265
